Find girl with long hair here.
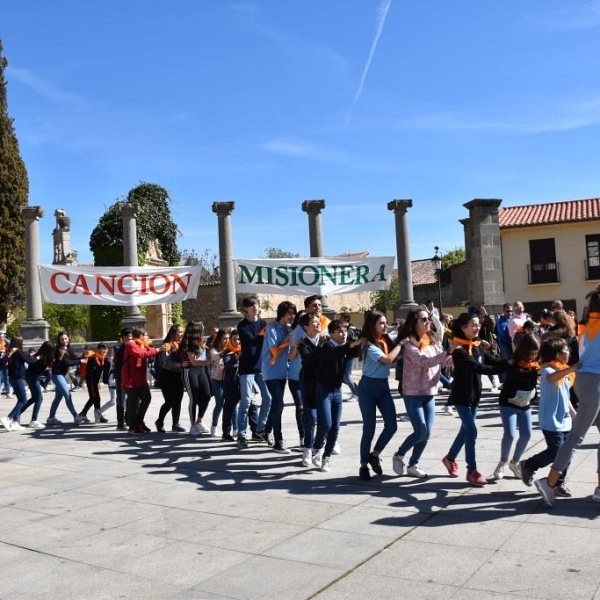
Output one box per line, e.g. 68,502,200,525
392,308,453,478
181,320,212,436
209,329,230,436
18,341,55,428
357,310,404,481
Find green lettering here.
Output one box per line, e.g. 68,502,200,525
319,265,337,286
371,263,387,282
299,266,319,286
338,265,352,284
239,265,264,284
355,265,369,284
274,266,289,286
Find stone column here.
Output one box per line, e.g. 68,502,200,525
463,198,504,311
387,199,418,314
212,201,242,329
301,199,333,317
20,206,50,343
119,202,146,330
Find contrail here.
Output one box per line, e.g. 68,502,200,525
345,0,392,128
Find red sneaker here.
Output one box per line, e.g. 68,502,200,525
467,470,487,487
442,456,459,477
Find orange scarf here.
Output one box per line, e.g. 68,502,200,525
133,337,151,348
413,334,431,351
453,337,481,356
517,359,541,371
95,352,106,366
269,338,291,365
376,338,390,355
164,340,180,353
547,360,575,388
585,312,600,343
225,341,241,354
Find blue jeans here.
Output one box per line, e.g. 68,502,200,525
0,368,11,395
265,379,286,441
448,404,478,472
21,374,44,422
499,405,532,463
49,373,78,419
358,376,398,466
211,379,225,428
237,373,271,437
7,377,27,421
287,379,304,439
314,384,343,457
524,430,569,485
342,358,358,396
397,395,435,466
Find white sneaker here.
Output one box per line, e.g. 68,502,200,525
210,425,218,437
29,421,45,430
392,453,405,476
312,449,324,469
593,487,600,503
443,405,454,416
301,448,312,467
198,422,209,434
494,461,508,479
0,416,12,431
190,424,200,436
10,421,22,431
332,442,341,455
508,461,522,479
320,457,331,472
94,409,102,424
407,464,428,478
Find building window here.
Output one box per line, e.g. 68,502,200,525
586,235,600,280
529,238,558,284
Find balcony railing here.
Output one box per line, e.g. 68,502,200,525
527,262,560,284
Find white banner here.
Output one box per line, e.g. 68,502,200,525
234,257,395,295
39,265,203,306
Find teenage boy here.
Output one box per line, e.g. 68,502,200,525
305,295,330,331
236,295,272,449
262,301,297,454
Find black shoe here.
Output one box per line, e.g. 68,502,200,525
359,465,371,481
252,430,267,442
519,460,534,487
155,420,165,433
172,424,186,433
221,434,235,442
368,453,383,475
237,435,249,449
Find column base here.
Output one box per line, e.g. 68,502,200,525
121,314,147,331
21,319,50,345
217,311,243,331
394,302,420,319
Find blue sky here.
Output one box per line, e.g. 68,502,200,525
3,1,600,266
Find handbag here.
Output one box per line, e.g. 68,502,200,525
508,388,535,408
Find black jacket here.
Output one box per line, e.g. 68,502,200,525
316,341,359,389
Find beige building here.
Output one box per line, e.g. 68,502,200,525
499,198,600,318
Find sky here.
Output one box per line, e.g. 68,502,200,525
3,1,600,267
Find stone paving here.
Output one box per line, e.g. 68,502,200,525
1,380,599,599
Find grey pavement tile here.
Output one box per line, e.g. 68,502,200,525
197,554,343,599
263,527,389,569
462,550,600,600
526,497,600,528
72,475,167,499
0,504,52,530
0,540,34,567
0,461,66,485
12,489,107,516
359,483,463,514
360,539,495,587
450,588,547,600
0,483,54,507
20,471,112,492
317,504,430,539
50,526,175,568
404,513,523,550
500,522,600,558
315,572,457,599
65,496,168,527
191,515,305,553
116,539,250,588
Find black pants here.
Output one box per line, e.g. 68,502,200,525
126,386,152,427
183,366,211,423
158,369,184,426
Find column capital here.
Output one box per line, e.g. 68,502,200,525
21,206,44,221
212,201,235,217
463,198,502,212
118,202,139,220
387,199,413,214
301,199,326,215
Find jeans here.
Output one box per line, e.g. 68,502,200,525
287,379,304,439
7,377,27,421
342,358,358,396
0,368,11,395
237,373,271,437
358,376,398,466
20,373,44,422
397,395,435,466
314,384,343,457
49,373,78,419
523,430,569,485
499,405,532,463
211,379,225,428
265,379,286,441
448,404,478,472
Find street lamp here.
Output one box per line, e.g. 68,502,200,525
432,246,443,313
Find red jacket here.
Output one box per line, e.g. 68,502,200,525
121,340,158,389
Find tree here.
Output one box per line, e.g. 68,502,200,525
262,247,300,259
0,40,29,327
89,182,181,339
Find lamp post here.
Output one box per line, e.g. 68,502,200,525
432,246,443,313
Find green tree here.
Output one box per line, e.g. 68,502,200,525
0,40,29,327
89,182,181,339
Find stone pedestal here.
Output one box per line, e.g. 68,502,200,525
387,199,418,313
21,206,49,343
119,202,146,330
213,201,242,327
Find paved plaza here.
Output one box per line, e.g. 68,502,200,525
1,380,600,599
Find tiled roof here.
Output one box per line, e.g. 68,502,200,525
411,259,438,286
328,251,370,259
499,198,600,229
